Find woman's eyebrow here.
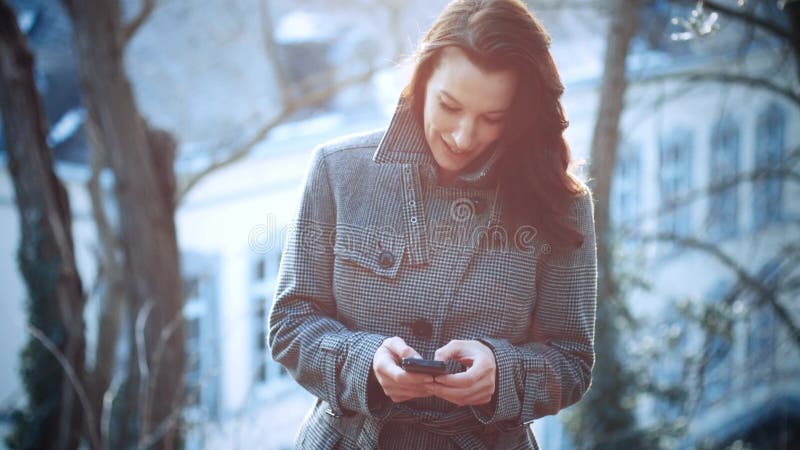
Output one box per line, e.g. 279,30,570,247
440,89,509,114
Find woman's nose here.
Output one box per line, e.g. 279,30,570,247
452,119,474,151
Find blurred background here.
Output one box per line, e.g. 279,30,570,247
0,0,797,449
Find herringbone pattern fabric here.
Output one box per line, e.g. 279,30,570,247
269,100,597,449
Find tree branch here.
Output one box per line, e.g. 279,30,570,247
141,310,184,450
28,325,102,450
616,145,800,229
175,64,386,205
634,69,800,108
123,0,157,46
701,0,792,42
134,300,153,446
101,373,125,450
138,400,183,450
258,0,291,106
639,233,800,348
84,115,136,450
686,72,800,107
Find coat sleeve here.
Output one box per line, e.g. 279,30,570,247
470,189,598,425
268,147,391,418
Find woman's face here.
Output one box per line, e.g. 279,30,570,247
422,46,518,183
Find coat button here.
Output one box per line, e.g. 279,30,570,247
378,250,394,269
471,197,486,215
410,319,432,339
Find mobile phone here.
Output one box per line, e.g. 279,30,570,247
401,358,447,375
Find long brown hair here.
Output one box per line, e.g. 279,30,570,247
402,0,587,249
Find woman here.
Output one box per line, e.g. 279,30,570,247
268,0,598,448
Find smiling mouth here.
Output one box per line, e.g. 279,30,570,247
442,137,469,157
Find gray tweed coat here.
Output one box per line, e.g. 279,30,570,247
268,99,598,450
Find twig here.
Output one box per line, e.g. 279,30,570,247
140,310,184,450
639,233,800,347
615,145,800,232
85,118,128,447
101,371,125,450
175,63,387,204
123,0,157,46
258,0,291,106
27,325,102,450
138,401,183,449
701,0,793,42
140,350,209,449
684,72,800,108
633,69,800,108
134,300,154,448
144,341,223,449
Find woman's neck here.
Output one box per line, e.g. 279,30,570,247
437,167,458,186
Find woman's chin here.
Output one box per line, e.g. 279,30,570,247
435,153,472,172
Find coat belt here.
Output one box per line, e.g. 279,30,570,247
355,406,506,450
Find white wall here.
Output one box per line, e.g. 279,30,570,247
0,170,27,416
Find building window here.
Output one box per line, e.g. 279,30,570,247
255,258,266,281
653,319,687,422
754,104,785,229
255,297,268,383
747,305,777,383
659,129,694,238
701,333,732,406
250,249,283,384
275,250,283,275
185,316,202,408
184,277,200,300
707,115,740,240
183,273,206,412
747,262,781,383
700,280,734,406
612,141,641,230
254,251,282,283
180,252,222,431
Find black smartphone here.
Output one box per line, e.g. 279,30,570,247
401,358,447,375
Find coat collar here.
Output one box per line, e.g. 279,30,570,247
373,97,507,189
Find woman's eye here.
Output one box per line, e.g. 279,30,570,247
438,101,458,112
484,116,504,125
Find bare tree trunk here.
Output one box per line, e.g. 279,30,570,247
569,0,644,448
0,2,87,449
59,0,185,448
786,0,800,81
589,0,640,288
85,124,128,449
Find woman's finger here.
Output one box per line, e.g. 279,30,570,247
377,356,433,383
374,343,434,404
382,336,423,360
433,339,467,362
435,362,493,387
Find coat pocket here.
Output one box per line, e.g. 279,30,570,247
333,225,405,279
332,226,407,330
297,399,346,449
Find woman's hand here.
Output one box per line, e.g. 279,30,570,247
431,340,497,407
372,336,435,403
